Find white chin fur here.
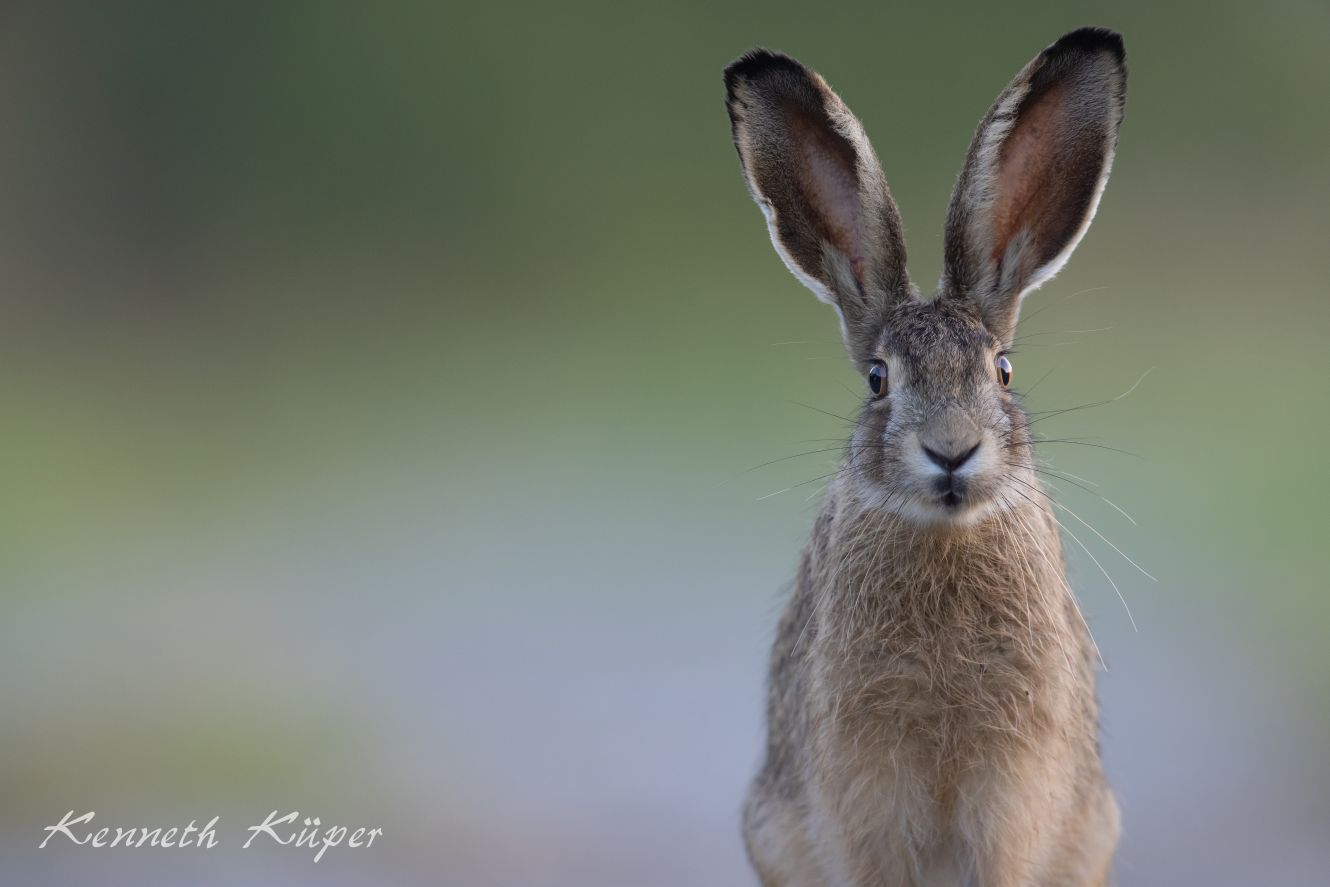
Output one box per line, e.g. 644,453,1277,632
903,495,1002,527
854,483,1013,527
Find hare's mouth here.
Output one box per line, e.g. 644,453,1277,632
934,474,968,510
890,487,996,527
890,472,1001,526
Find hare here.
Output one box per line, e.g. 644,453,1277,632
724,28,1127,887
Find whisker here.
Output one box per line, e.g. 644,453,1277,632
1013,326,1114,343
755,447,876,501
1020,400,1115,426
1017,365,1057,397
738,447,849,474
756,469,843,501
1011,368,1155,435
1112,366,1155,401
1049,512,1138,633
788,400,870,429
792,600,817,654
1021,439,1144,459
1001,481,1107,672
1006,491,1097,674
1049,498,1156,584
1033,468,1138,526
1017,285,1110,326
1040,466,1098,487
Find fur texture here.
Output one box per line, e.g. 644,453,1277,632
725,28,1127,886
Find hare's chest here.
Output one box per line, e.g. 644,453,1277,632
809,591,1053,792
807,628,1047,864
819,630,1040,739
823,587,1043,710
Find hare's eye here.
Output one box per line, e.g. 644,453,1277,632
995,355,1013,387
867,362,888,399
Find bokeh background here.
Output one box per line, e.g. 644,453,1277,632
1,1,1327,884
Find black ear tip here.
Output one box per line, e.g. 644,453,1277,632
723,47,807,93
1049,26,1125,63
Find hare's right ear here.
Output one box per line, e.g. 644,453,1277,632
724,50,911,356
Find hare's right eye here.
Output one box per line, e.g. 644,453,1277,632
867,362,888,399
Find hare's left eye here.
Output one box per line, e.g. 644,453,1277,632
995,355,1013,387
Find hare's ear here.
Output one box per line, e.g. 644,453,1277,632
724,50,911,354
942,28,1126,343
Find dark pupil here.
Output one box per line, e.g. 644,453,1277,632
868,365,886,395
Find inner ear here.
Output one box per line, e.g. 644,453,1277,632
789,103,867,285
992,77,1103,279
989,70,1116,301
992,79,1065,265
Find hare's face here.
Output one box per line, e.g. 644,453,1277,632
849,298,1029,524
725,30,1124,528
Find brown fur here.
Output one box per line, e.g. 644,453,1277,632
725,28,1128,887
744,487,1119,886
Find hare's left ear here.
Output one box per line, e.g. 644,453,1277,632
942,28,1127,343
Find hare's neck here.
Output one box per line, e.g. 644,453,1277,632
806,491,1094,764
810,493,1066,620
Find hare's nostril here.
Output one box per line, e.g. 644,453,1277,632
922,441,981,473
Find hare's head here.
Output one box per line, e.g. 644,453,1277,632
724,28,1126,524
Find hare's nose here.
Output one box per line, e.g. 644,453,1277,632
922,441,981,473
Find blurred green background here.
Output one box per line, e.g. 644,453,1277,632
1,1,1327,884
